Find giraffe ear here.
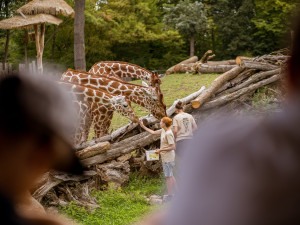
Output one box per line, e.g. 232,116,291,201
142,81,149,87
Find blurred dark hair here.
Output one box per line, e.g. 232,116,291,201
175,101,183,110
0,74,47,138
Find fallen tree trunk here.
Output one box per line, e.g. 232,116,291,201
200,73,281,110
81,131,161,166
218,68,281,96
241,60,279,71
33,171,97,202
192,66,244,108
173,63,195,73
198,50,213,63
167,86,205,116
166,56,198,75
216,69,257,95
236,56,253,65
197,64,238,73
206,60,236,66
76,141,110,159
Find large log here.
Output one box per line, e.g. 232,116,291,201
241,60,279,71
32,171,97,202
76,141,110,159
197,64,238,73
216,69,257,95
200,73,281,110
166,56,198,75
218,69,281,96
191,66,244,108
81,131,161,166
173,63,195,73
167,86,205,116
206,60,236,66
236,56,253,65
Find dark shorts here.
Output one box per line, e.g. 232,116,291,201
176,139,192,158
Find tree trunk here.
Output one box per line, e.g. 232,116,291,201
206,60,236,66
3,29,10,68
190,33,195,57
241,60,279,71
191,66,244,108
51,29,56,60
200,74,281,110
217,68,281,97
81,131,161,166
24,29,28,67
74,0,86,71
76,141,110,159
166,56,198,75
216,69,257,95
197,64,237,73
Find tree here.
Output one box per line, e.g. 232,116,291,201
164,0,207,57
74,0,86,71
252,0,298,55
210,0,255,59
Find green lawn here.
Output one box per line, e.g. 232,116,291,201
89,73,219,139
61,174,165,225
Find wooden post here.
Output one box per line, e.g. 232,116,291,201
34,24,45,75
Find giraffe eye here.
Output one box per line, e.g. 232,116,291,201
123,103,128,107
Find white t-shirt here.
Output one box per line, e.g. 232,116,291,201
173,113,196,141
158,129,175,162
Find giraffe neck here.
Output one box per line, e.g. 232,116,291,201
58,81,137,121
62,70,156,103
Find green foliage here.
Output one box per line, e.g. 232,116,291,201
251,87,278,111
124,173,166,196
252,0,299,55
164,0,207,36
1,0,298,70
60,175,164,225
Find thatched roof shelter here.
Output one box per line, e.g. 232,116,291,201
0,14,63,30
16,0,74,18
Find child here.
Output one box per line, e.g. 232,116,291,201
139,117,177,199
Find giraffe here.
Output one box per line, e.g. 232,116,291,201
58,81,139,144
88,62,165,137
88,61,162,88
61,69,167,138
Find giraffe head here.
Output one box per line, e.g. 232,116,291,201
111,95,139,123
150,71,162,89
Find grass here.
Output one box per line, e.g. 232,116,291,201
89,73,219,139
60,174,165,225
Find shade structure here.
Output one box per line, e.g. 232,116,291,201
0,14,63,29
16,0,74,18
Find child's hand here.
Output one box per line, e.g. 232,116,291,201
139,120,144,127
155,149,160,154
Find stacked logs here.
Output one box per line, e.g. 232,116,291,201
166,50,238,74
166,50,289,75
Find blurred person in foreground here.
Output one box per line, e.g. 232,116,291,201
173,101,197,159
140,11,300,225
0,72,83,225
139,117,177,199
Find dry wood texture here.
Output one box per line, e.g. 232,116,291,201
192,66,244,108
